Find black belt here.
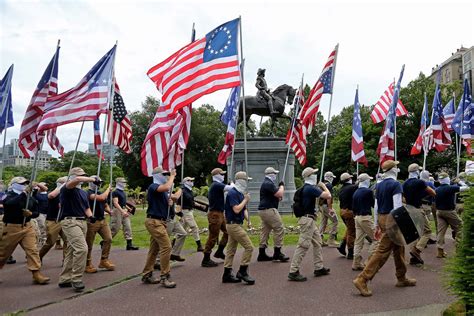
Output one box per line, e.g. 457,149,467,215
95,217,105,221
64,217,86,220
227,221,243,224
300,214,315,219
147,214,166,220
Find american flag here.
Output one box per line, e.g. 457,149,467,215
377,65,404,164
0,64,14,134
141,104,192,176
18,47,59,157
351,88,367,166
428,70,452,152
108,81,132,153
410,94,429,155
46,128,64,157
442,98,455,132
93,118,104,160
287,46,337,165
370,82,408,124
147,18,241,114
285,80,305,162
218,86,240,164
37,45,116,134
453,78,473,154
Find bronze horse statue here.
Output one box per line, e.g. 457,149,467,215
238,84,296,133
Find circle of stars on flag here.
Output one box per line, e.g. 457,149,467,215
207,26,232,55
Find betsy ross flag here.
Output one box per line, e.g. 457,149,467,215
108,81,132,153
410,94,429,155
37,45,116,134
218,86,241,164
18,46,59,157
377,65,404,164
147,18,241,114
370,82,408,124
141,104,192,176
351,88,367,166
429,70,452,152
287,46,338,165
442,98,455,131
0,64,14,134
453,78,473,154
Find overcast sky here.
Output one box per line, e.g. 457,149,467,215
0,0,472,156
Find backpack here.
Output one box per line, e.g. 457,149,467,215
292,186,305,217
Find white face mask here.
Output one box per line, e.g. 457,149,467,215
234,179,248,193
116,182,126,190
89,182,98,191
12,183,26,193
409,171,420,179
267,174,277,182
305,174,318,185
345,179,353,184
153,173,168,185
324,177,333,184
359,179,370,188
213,174,225,183
184,181,194,190
440,177,450,185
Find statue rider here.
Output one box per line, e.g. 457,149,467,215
256,68,278,115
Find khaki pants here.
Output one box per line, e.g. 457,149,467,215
353,215,379,267
319,204,338,236
224,224,253,268
111,209,132,240
0,222,41,271
60,219,88,283
86,219,112,261
414,207,432,251
142,218,171,276
167,219,187,256
455,203,464,216
204,211,228,254
359,214,407,281
39,220,67,259
36,213,47,248
437,210,462,249
258,208,284,248
180,209,200,241
289,216,324,273
30,218,41,247
340,209,356,248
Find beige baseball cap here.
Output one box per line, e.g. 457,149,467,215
152,166,169,175
324,171,336,179
69,167,88,177
438,172,449,179
235,171,252,180
381,160,399,172
340,172,352,182
211,168,226,176
9,177,30,185
302,167,318,178
408,163,422,172
116,177,127,183
183,176,195,182
357,173,373,182
264,167,279,174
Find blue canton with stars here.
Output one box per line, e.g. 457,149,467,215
203,18,239,63
320,68,334,94
431,70,444,126
0,64,14,133
453,78,473,137
84,45,116,90
352,89,363,137
221,86,241,127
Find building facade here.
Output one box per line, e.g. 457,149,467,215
87,142,118,164
0,139,52,169
461,46,474,93
429,47,467,85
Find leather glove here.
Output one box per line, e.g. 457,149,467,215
22,209,33,217
93,177,103,186
278,181,285,187
88,216,97,224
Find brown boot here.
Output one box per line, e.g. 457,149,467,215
85,260,97,273
327,235,339,248
437,248,447,258
32,270,50,285
396,277,417,287
353,276,372,297
98,259,116,271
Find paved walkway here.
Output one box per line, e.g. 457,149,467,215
0,240,455,315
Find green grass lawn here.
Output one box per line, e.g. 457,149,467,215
103,206,348,250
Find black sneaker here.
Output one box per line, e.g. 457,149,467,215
58,281,72,288
170,254,185,262
6,256,16,264
288,271,307,282
314,267,330,277
72,281,85,292
154,262,161,270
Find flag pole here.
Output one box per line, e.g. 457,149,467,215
457,91,465,178
319,44,339,182
393,78,397,162
92,111,111,217
0,65,13,181
355,84,359,177
453,92,460,176
422,92,428,170
109,42,118,211
228,60,244,182
356,162,359,177
238,16,249,176
282,73,304,182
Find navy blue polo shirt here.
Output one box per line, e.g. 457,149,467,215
34,192,49,214
375,178,403,214
88,189,106,219
147,183,169,219
352,187,375,216
224,188,245,223
402,178,427,208
258,177,279,210
46,195,60,221
208,181,226,212
59,187,90,219
301,183,323,215
435,184,460,211
421,182,436,205
0,191,6,215
339,183,358,210
112,189,127,208
179,187,194,210
321,182,333,205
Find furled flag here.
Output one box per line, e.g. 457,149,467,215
428,70,452,152
18,46,59,157
141,104,192,176
218,86,241,164
37,45,116,134
108,81,132,153
93,118,104,160
351,88,368,166
452,78,473,154
147,18,241,114
287,46,338,165
284,79,305,160
377,65,404,164
0,64,14,134
370,82,408,124
410,94,429,155
442,98,455,131
46,128,64,157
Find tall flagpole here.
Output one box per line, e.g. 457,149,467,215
319,44,339,182
238,16,249,176
457,90,465,177
282,73,303,181
422,92,428,170
229,59,244,182
0,64,13,181
453,92,460,176
393,78,398,162
355,84,359,177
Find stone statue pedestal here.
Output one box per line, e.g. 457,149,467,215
227,137,296,213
